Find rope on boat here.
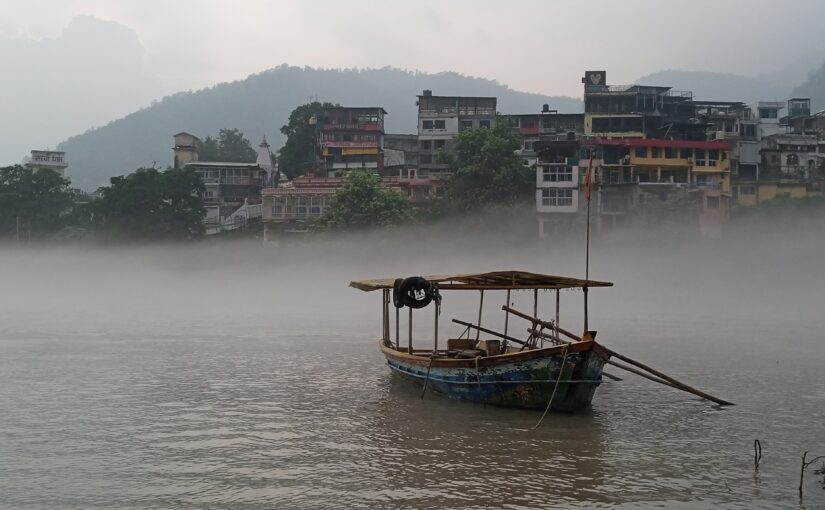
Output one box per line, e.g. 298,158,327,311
532,343,570,431
420,356,434,399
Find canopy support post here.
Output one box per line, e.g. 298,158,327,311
503,289,511,338
408,307,413,354
475,290,484,343
533,289,539,347
555,289,560,343
395,306,400,351
433,301,439,354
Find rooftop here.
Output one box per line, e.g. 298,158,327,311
351,270,613,292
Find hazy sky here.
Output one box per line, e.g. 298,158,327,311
3,0,825,98
1,0,824,164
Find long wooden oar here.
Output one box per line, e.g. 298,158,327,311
600,345,734,406
506,306,734,407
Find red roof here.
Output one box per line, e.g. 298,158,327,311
591,138,731,150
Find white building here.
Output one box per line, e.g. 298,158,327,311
26,150,68,177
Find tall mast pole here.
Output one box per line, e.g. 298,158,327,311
583,148,594,333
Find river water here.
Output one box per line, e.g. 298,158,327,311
1,234,824,509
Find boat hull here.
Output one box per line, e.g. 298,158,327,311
382,341,609,411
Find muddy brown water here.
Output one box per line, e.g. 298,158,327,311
1,240,824,509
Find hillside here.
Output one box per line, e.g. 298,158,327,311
57,66,581,190
791,59,825,112
633,69,788,103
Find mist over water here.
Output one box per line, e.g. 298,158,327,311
1,220,824,508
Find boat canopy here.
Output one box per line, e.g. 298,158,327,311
350,270,613,292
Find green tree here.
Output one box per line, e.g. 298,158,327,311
84,167,206,241
197,128,256,162
278,101,337,180
316,171,416,230
0,165,74,240
439,116,534,212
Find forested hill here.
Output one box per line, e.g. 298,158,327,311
791,59,825,112
58,66,582,190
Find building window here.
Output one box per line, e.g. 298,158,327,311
541,188,573,207
664,147,676,159
709,149,719,161
740,185,756,196
422,120,434,130
696,175,709,186
420,140,431,150
542,165,573,183
651,147,662,158
706,196,720,209
420,154,433,164
460,120,473,130
634,147,647,158
434,120,446,129
479,120,491,129
434,140,446,149
787,154,799,166
680,148,692,159
759,108,778,119
524,141,534,151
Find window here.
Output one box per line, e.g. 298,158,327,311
664,147,676,159
740,185,756,196
420,140,431,150
709,149,720,161
524,141,534,151
706,196,720,209
541,188,573,207
479,120,491,129
787,154,799,166
680,148,692,159
542,165,573,182
422,120,434,130
696,175,709,186
651,147,662,158
434,120,446,129
460,120,473,130
420,154,433,164
634,147,647,158
434,140,446,149
759,108,778,119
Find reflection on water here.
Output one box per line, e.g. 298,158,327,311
1,238,825,509
1,317,824,509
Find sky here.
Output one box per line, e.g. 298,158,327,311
1,0,824,164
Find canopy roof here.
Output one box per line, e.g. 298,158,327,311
350,270,613,292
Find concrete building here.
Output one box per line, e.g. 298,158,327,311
261,175,437,240
317,107,386,176
383,133,420,178
417,90,496,175
582,70,699,140
173,132,200,168
26,150,68,177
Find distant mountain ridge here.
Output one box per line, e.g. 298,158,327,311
633,70,789,103
791,59,825,112
58,66,582,190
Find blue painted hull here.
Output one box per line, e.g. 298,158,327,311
382,341,609,411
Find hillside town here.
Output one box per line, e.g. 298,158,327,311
22,70,825,242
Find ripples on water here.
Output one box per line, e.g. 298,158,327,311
1,241,825,509
2,318,824,509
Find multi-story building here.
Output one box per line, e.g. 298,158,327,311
383,133,420,178
172,133,268,226
261,174,437,240
317,107,386,176
582,70,699,140
512,110,584,168
417,90,496,175
26,150,68,177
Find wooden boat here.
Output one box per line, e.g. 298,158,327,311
350,270,614,411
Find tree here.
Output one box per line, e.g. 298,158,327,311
278,101,337,180
197,128,256,162
315,171,416,230
439,116,534,212
0,165,74,240
84,167,206,241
